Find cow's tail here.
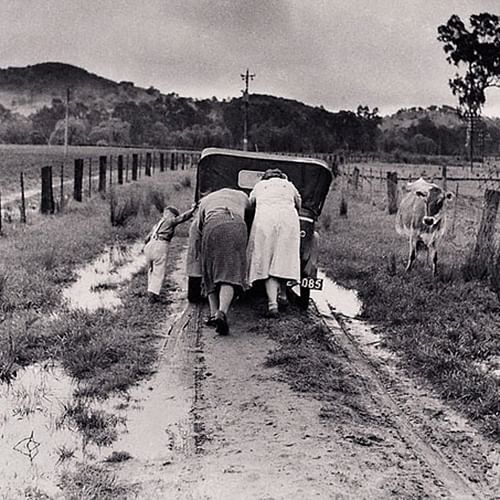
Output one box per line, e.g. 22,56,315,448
395,212,406,236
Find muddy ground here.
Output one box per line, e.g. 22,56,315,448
1,245,499,499
113,250,499,499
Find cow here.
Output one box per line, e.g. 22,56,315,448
395,177,453,275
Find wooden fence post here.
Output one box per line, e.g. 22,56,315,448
387,172,398,214
138,154,142,178
471,189,500,276
109,155,113,187
117,155,124,185
442,164,447,192
145,152,152,176
132,154,138,181
98,156,107,193
450,184,459,236
59,164,64,211
125,155,129,182
74,159,84,202
20,172,26,223
41,166,54,214
171,152,175,170
369,167,373,204
352,166,360,190
152,152,156,174
160,152,165,172
88,158,92,198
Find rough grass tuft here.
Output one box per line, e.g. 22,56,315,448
59,462,131,499
62,401,119,447
104,450,132,463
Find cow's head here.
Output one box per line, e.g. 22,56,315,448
416,187,453,226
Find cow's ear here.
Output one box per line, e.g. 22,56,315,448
416,190,426,198
445,192,453,200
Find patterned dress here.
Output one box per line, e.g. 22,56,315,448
247,178,301,285
196,189,250,294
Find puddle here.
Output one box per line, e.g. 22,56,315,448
101,250,193,462
0,363,81,497
312,270,394,364
0,244,191,495
63,241,146,311
312,270,362,318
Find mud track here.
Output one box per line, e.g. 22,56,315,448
112,251,499,499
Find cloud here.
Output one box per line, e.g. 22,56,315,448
1,0,500,115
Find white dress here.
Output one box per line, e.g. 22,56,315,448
247,178,301,284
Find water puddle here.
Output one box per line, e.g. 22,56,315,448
101,250,194,463
0,363,81,497
312,270,362,318
0,242,192,496
312,270,394,364
63,241,146,311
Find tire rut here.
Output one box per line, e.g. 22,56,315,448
316,302,487,499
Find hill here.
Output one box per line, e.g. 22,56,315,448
0,62,499,156
0,62,157,116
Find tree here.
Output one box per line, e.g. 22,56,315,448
49,117,88,145
438,13,500,165
88,118,131,145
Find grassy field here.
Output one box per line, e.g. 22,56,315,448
0,144,197,197
347,159,500,200
318,180,500,440
0,170,194,392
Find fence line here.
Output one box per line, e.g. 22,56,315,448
0,149,199,230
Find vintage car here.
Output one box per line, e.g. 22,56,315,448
187,147,333,309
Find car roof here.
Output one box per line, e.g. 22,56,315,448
200,147,332,173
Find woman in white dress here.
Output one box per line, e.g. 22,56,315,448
247,168,301,316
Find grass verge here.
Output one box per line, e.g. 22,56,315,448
0,172,194,385
318,183,500,440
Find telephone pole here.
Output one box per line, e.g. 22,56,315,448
240,69,255,151
64,88,70,157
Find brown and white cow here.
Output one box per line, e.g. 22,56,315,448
395,178,453,275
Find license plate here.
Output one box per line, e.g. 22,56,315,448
301,277,324,290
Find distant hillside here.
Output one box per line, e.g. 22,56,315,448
0,62,499,155
0,62,158,116
381,105,463,131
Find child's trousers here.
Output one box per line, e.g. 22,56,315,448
144,239,170,295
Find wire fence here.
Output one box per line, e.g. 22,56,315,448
0,150,200,231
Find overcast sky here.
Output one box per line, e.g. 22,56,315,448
1,0,500,116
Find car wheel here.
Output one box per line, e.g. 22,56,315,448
298,285,310,310
187,277,202,303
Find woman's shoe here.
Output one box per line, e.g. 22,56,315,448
277,294,289,309
205,315,217,327
214,310,229,335
267,305,279,318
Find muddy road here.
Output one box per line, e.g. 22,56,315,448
111,251,499,499
1,246,499,499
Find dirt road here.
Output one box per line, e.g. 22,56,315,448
110,251,499,499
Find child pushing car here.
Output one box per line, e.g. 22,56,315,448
144,203,197,303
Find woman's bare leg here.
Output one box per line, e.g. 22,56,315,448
265,277,279,311
218,284,234,314
208,292,219,316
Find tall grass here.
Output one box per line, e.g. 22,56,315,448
319,187,500,440
0,171,195,385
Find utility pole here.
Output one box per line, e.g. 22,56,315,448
240,68,255,151
64,87,70,157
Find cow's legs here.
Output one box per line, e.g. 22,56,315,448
405,236,417,272
429,244,438,276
